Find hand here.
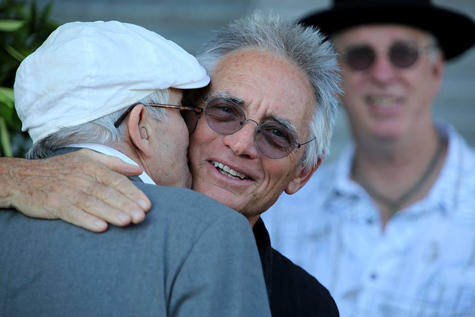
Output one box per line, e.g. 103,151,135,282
1,149,151,232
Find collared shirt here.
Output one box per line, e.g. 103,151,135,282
67,143,156,185
253,218,339,317
262,124,475,317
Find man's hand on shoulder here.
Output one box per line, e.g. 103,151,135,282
0,149,151,232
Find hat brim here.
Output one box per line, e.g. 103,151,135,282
299,4,475,61
173,74,210,89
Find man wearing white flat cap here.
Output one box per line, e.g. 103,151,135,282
0,21,270,317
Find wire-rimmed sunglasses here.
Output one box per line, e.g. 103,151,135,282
340,41,435,71
113,102,203,132
183,97,316,159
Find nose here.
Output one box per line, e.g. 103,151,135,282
223,119,259,159
369,54,398,84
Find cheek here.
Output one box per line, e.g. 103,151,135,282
190,120,214,147
180,126,189,147
342,73,363,93
173,117,189,143
262,158,295,186
188,129,205,162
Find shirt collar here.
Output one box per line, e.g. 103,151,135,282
331,144,360,196
427,123,466,213
67,143,156,185
329,123,467,215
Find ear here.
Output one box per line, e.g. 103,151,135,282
285,157,322,195
126,104,153,157
430,53,444,96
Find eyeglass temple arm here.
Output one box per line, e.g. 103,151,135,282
297,136,316,148
113,104,139,128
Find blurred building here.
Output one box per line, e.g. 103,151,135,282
36,0,475,161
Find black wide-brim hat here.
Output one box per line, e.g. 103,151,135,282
299,0,475,61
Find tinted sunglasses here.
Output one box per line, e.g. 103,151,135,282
183,97,316,159
113,102,202,133
340,42,434,71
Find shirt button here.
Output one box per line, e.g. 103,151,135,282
366,218,374,225
370,272,378,280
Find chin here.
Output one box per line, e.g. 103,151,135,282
371,122,406,139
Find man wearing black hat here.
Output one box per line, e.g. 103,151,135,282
263,0,475,316
1,2,474,316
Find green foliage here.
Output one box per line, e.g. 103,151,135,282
0,0,58,157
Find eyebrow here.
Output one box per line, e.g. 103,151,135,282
269,115,299,137
207,91,245,106
207,91,300,137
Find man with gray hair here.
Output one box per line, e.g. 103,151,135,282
1,13,341,316
0,20,271,317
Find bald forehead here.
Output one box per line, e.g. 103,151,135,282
209,49,316,139
212,49,315,103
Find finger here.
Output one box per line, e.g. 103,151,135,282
78,150,152,212
48,181,138,226
60,205,110,233
85,182,146,224
72,194,134,227
14,187,110,233
87,166,152,213
82,149,143,176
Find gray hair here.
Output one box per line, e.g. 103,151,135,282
27,90,169,159
196,11,342,170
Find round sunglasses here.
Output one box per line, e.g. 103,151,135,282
183,97,315,159
340,41,435,71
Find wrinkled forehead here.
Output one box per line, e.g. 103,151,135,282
208,49,316,128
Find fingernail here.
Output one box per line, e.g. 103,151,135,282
94,219,107,230
117,213,131,224
137,199,149,210
132,209,144,222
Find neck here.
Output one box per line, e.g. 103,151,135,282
352,126,447,228
355,123,439,170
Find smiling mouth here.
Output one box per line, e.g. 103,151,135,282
212,161,248,180
367,96,403,108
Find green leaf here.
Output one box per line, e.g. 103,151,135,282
0,102,14,125
0,100,22,129
0,86,22,129
0,20,25,32
2,43,25,61
0,117,13,157
0,87,15,107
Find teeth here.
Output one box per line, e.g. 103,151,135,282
212,161,247,180
368,96,399,107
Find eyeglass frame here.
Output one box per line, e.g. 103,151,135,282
339,41,436,71
184,97,316,159
113,102,203,129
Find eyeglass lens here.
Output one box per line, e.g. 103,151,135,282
181,110,199,134
344,42,421,71
202,98,299,159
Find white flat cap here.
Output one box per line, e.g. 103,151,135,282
14,21,210,143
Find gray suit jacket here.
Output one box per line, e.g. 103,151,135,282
0,181,271,316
